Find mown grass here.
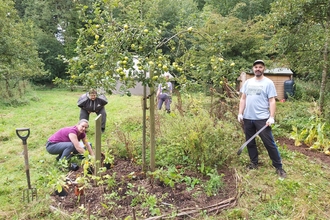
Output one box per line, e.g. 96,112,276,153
1,89,330,219
0,89,143,219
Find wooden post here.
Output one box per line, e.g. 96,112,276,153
149,69,156,172
94,114,102,176
142,84,147,172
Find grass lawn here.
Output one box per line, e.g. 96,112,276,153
1,89,330,219
0,89,143,219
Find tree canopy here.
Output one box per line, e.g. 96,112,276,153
1,0,329,111
0,0,46,98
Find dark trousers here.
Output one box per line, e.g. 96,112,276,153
158,94,171,110
243,119,283,169
80,107,107,130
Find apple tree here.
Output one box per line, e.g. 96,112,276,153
169,13,266,95
56,0,180,171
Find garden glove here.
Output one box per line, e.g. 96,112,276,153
266,117,275,126
237,114,243,123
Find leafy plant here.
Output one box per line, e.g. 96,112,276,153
183,176,200,191
203,169,225,197
46,168,68,193
289,114,330,153
103,148,115,165
141,195,161,216
148,166,183,188
104,173,117,191
125,183,164,217
57,158,69,171
289,126,308,147
102,191,121,214
74,175,89,192
81,151,95,176
156,106,242,170
72,151,94,195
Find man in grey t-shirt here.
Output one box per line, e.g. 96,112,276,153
238,60,286,178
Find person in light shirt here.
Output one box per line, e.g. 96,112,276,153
156,74,173,113
238,60,286,178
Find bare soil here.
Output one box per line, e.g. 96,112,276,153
50,137,330,219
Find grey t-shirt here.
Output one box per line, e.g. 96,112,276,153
240,77,277,120
158,82,172,95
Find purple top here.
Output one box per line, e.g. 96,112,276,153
48,126,85,143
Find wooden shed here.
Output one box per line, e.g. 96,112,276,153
238,68,294,100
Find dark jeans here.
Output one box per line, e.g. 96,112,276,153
243,119,283,169
46,141,79,160
158,94,171,111
80,107,106,130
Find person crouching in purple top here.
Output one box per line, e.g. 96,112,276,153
46,119,95,161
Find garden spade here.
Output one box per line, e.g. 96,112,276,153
237,124,268,155
16,128,37,202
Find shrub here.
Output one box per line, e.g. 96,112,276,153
293,79,319,102
275,101,313,136
155,109,243,171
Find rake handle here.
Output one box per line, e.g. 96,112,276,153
16,128,30,144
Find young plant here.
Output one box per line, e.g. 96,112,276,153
46,168,69,194
103,148,115,166
148,166,183,188
102,191,121,214
183,176,200,191
56,158,69,171
141,195,161,216
81,151,95,176
75,176,89,191
290,126,307,146
104,173,117,191
203,169,225,197
72,151,93,197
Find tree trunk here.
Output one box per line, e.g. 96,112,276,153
319,24,329,115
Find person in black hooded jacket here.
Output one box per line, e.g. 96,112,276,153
77,89,108,133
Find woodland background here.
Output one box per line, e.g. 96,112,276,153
1,0,329,114
2,0,330,219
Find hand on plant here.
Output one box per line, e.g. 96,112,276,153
266,117,275,126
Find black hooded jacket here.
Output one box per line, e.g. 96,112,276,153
77,93,108,112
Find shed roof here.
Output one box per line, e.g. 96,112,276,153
247,68,293,75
